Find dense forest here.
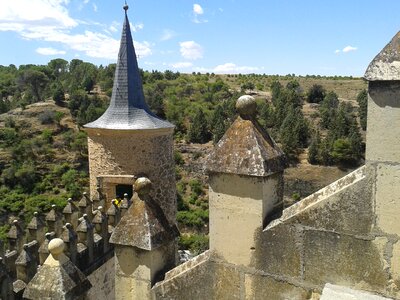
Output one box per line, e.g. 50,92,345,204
0,58,368,252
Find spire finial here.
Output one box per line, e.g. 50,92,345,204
123,1,129,12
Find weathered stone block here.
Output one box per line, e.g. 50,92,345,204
244,274,309,300
303,231,388,291
153,260,215,300
293,176,372,235
256,224,301,278
209,174,264,267
87,257,115,300
366,81,400,164
391,240,400,288
375,164,400,236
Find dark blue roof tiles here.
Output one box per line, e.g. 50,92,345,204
84,8,173,130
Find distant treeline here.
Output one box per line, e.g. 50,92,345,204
0,58,367,166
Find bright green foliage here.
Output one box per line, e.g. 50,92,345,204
189,179,204,197
178,234,209,254
177,209,209,228
331,138,355,164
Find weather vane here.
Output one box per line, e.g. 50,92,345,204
123,0,129,11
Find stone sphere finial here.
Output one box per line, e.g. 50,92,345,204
65,223,72,229
48,238,65,257
236,95,257,119
123,1,129,11
134,177,152,196
33,212,39,217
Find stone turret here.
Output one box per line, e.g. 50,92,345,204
205,95,286,266
110,177,178,300
83,4,176,227
23,238,91,300
364,31,400,279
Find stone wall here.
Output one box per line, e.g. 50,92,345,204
87,257,115,300
86,128,176,224
153,165,400,299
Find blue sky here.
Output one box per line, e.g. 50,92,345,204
0,0,399,76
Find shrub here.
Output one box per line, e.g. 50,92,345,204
178,234,209,255
177,209,209,228
307,84,326,103
174,150,184,166
38,110,55,124
189,179,203,197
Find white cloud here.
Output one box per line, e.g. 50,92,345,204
92,3,98,12
171,62,193,69
343,45,357,53
130,22,144,32
213,63,259,74
179,41,203,60
335,46,358,54
36,47,66,55
109,21,119,33
161,29,176,41
192,4,207,23
83,0,90,4
0,1,151,60
0,0,77,30
193,4,204,15
193,63,259,74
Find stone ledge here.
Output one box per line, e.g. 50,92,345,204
321,283,393,300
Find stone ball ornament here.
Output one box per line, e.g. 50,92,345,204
236,95,257,119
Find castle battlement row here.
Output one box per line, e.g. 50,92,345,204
1,4,400,300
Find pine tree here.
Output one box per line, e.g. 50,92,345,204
188,108,210,144
308,131,321,164
357,89,368,131
210,105,227,144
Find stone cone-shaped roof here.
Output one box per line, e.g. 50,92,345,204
205,116,286,177
84,7,173,130
110,193,178,250
365,31,400,81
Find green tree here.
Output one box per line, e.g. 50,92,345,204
357,89,368,130
308,132,321,164
188,108,210,143
320,91,339,129
307,84,325,103
210,105,227,143
52,82,65,105
18,69,49,102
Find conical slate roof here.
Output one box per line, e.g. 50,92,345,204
84,6,173,130
364,31,400,81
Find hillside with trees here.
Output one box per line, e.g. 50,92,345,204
0,59,368,252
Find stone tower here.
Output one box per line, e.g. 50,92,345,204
83,4,176,224
205,95,286,267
